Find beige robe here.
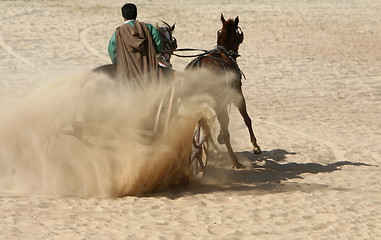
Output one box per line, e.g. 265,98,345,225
115,20,159,88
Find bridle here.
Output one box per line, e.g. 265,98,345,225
158,21,246,81
165,26,244,59
216,25,244,57
210,25,246,80
157,22,177,68
235,27,244,45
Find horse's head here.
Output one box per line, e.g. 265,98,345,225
217,14,244,54
156,21,177,68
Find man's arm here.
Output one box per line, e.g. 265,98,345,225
146,23,163,53
108,32,117,64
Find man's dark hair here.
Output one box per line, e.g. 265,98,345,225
122,3,137,20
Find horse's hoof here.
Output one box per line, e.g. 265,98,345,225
234,163,247,170
253,146,262,154
178,176,190,188
213,150,222,159
217,134,224,144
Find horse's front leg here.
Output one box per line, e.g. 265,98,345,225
216,107,246,169
233,87,262,154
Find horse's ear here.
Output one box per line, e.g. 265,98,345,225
221,13,226,24
171,23,175,31
235,16,239,25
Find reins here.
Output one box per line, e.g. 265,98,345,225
161,48,209,58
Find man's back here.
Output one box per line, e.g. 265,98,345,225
108,20,163,65
115,20,160,86
106,3,164,87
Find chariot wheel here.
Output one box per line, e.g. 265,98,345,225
190,121,209,178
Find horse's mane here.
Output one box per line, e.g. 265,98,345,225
155,25,166,40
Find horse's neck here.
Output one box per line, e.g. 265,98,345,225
212,45,243,79
215,45,239,61
216,45,228,52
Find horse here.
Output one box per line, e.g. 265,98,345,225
92,21,177,79
156,21,177,69
185,14,261,169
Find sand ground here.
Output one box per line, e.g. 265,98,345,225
0,0,380,239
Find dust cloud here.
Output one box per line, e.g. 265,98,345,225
0,70,237,197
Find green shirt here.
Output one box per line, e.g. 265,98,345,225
107,21,163,64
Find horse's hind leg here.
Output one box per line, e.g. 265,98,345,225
199,117,219,152
216,107,245,169
233,87,262,154
92,64,117,79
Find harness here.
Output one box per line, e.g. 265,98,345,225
187,46,246,87
157,22,246,86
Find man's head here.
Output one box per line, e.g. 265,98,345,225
122,3,137,20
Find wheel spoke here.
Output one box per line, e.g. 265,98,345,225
190,121,209,178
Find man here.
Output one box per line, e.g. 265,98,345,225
108,3,163,86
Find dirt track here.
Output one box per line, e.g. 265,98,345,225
0,0,380,239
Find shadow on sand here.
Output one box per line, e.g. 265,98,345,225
156,149,376,199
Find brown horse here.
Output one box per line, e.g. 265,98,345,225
186,14,261,169
93,21,177,79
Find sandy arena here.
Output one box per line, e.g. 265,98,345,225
0,0,380,239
